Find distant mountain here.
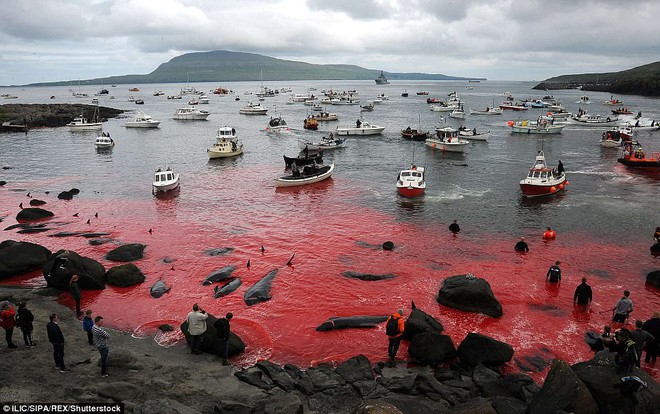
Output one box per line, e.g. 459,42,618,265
26,50,483,86
533,61,660,96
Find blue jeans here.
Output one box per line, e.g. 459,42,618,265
98,346,109,375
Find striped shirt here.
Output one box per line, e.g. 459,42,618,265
92,325,110,348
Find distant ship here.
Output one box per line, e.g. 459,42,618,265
375,71,389,85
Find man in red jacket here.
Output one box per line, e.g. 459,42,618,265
0,301,18,348
385,309,405,367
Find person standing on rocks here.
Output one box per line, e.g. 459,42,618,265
612,290,634,323
69,275,82,317
629,319,655,367
385,309,405,367
214,312,233,365
16,301,35,347
92,316,110,377
186,304,208,355
573,277,592,307
46,313,69,372
82,310,94,345
642,312,660,363
0,301,18,348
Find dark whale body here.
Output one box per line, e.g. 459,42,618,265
150,279,170,298
316,315,389,331
214,278,242,298
202,265,236,285
244,269,278,306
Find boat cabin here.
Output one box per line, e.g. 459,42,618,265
217,126,237,139
154,168,176,183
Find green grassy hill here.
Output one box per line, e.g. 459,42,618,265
533,61,660,96
28,50,481,86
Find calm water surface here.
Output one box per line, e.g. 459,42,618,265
1,80,659,380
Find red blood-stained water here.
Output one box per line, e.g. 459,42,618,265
1,171,659,382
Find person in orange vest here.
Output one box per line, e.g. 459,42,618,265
542,226,557,240
385,309,405,367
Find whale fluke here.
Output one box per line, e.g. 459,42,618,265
286,254,295,266
26,192,31,198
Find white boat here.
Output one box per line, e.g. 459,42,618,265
207,127,244,159
275,163,334,187
430,103,456,112
571,112,618,127
335,121,385,136
68,106,102,131
509,118,565,134
199,95,209,104
239,102,268,115
152,168,180,193
425,127,470,152
94,133,114,149
265,116,290,132
449,105,466,119
298,134,347,151
470,107,502,115
173,107,210,120
315,112,339,122
125,112,160,128
396,165,426,198
311,103,323,111
153,90,164,96
620,120,660,131
519,151,567,197
458,127,490,141
576,95,591,104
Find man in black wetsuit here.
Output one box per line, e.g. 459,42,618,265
546,261,562,283
449,220,460,234
573,277,592,306
514,237,529,252
557,160,564,175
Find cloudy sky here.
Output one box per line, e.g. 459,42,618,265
1,0,659,85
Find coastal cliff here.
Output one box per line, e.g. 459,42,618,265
0,104,124,130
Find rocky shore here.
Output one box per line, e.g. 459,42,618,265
0,104,124,130
1,284,659,414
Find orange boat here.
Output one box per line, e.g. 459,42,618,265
303,117,319,130
617,141,660,168
129,87,140,92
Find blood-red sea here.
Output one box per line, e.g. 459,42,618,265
2,171,658,383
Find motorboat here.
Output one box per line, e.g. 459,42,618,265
298,134,347,151
396,164,426,198
375,71,389,85
94,133,114,149
416,91,429,96
152,168,180,193
470,107,502,116
284,149,324,169
335,121,385,136
207,127,244,159
377,93,389,101
499,102,529,111
315,112,339,121
509,117,565,134
401,90,409,97
617,140,660,168
153,90,164,96
360,102,374,111
167,95,182,100
449,105,466,119
303,117,319,130
620,120,660,131
519,150,567,197
239,102,268,115
571,110,618,127
173,107,210,120
576,96,591,104
134,99,144,105
611,107,632,115
312,103,323,111
266,116,290,132
604,97,624,106
275,163,334,187
401,127,430,141
125,112,161,128
458,127,490,141
425,127,470,153
68,106,102,131
430,103,456,112
199,95,210,104
600,127,627,148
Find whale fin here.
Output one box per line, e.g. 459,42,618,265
261,245,265,254
286,254,295,266
247,259,251,268
411,300,417,309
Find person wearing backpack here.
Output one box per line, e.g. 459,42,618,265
546,261,562,284
385,309,405,367
16,301,35,347
615,328,639,374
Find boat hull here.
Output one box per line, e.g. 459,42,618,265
519,177,566,197
397,186,425,198
69,123,102,131
617,158,660,168
125,121,160,128
511,125,564,134
275,164,334,187
335,126,384,136
173,114,209,120
207,148,244,159
153,181,180,193
425,139,469,153
600,139,622,148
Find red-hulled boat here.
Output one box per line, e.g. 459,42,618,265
396,164,426,198
519,151,568,197
617,141,660,168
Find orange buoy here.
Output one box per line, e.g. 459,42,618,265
559,184,564,190
550,186,557,193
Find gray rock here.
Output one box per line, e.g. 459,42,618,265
43,249,106,289
140,398,201,414
96,381,144,402
378,374,417,394
261,390,303,414
529,359,598,414
383,394,449,414
351,400,404,414
234,367,275,391
106,243,146,262
408,333,456,366
0,240,51,278
491,396,528,414
647,270,660,288
437,275,502,318
457,333,513,367
255,360,296,391
336,355,375,383
402,307,444,340
106,263,146,287
306,363,345,391
15,207,54,221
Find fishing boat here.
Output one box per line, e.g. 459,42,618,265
470,106,502,115
335,121,385,136
283,148,324,169
207,127,243,159
239,102,268,115
173,107,210,120
611,107,632,115
303,116,319,130
275,163,334,187
152,168,180,193
571,111,618,127
375,71,389,85
94,133,114,149
396,164,426,198
298,134,347,151
458,127,490,141
68,105,102,131
617,141,660,168
509,117,565,134
576,95,591,104
499,102,529,111
600,128,625,148
315,112,339,122
425,127,470,153
266,116,290,132
519,150,567,197
125,112,161,128
401,127,430,141
604,97,624,106
449,105,466,119
360,102,374,111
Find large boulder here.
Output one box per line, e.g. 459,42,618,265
408,332,456,366
16,207,54,222
402,307,444,340
437,275,502,318
572,353,660,414
180,313,245,356
43,249,106,289
647,270,660,288
106,243,146,262
0,240,51,278
335,355,375,383
106,264,146,287
528,359,598,414
457,333,514,367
